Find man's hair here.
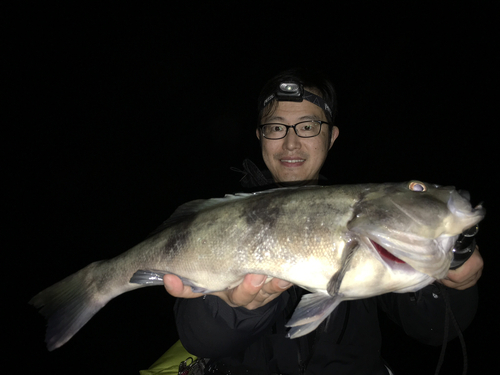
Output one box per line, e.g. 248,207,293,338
257,68,338,127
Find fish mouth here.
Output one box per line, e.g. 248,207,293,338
370,240,406,264
364,235,454,278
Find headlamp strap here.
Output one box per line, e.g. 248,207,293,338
262,85,333,117
302,90,332,117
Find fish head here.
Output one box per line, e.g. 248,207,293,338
347,181,485,278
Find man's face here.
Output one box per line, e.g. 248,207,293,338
256,100,339,185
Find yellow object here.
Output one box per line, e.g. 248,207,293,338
140,340,197,375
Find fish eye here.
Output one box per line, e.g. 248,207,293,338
409,181,427,192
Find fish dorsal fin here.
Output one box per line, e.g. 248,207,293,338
147,185,325,238
242,185,323,195
146,193,256,238
172,185,320,221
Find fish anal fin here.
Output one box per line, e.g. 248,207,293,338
129,270,166,285
130,270,217,294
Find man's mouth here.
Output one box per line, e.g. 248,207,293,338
280,159,305,163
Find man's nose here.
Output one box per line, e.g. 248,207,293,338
282,128,301,150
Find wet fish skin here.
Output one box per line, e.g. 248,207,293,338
29,181,485,350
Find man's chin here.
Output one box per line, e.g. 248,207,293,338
275,176,318,187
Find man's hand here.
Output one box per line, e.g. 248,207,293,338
439,247,483,290
163,273,293,310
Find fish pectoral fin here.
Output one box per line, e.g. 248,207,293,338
327,240,358,295
285,293,343,339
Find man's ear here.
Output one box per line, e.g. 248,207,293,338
328,126,339,150
256,128,261,140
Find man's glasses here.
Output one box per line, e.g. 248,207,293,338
259,120,329,140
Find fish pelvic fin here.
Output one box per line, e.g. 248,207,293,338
285,293,343,339
285,242,356,339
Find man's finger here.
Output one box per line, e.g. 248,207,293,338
223,274,268,306
263,278,292,294
163,274,204,298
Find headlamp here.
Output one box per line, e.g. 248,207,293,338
261,81,333,117
277,83,303,100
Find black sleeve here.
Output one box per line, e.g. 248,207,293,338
174,293,289,358
377,283,478,346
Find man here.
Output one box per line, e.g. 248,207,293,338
163,68,483,374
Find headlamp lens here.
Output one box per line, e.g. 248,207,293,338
279,83,300,93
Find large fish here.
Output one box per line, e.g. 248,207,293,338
30,181,485,350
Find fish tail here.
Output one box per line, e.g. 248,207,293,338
29,260,141,351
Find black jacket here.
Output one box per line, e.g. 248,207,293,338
175,283,477,374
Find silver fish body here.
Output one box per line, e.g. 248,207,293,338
30,181,485,350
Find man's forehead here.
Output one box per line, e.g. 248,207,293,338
262,100,326,123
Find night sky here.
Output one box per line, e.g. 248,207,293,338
7,2,499,374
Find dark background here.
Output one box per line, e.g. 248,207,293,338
6,2,499,374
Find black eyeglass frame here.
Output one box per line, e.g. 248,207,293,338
258,120,330,140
